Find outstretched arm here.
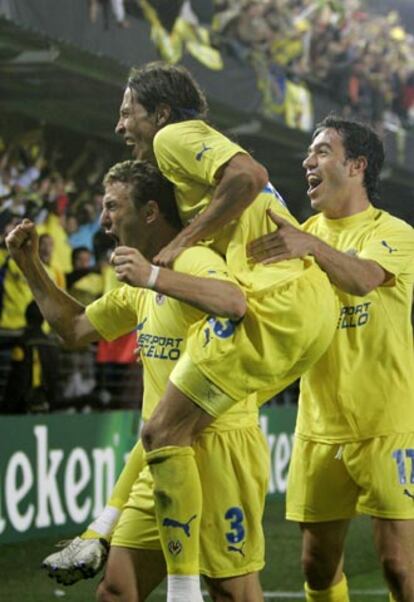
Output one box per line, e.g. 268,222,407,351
6,219,100,346
112,246,246,320
247,209,389,296
153,153,268,267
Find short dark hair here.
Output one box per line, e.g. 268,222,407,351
127,62,208,123
313,116,385,202
103,160,181,228
71,246,91,265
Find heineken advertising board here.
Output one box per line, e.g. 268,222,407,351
0,407,296,543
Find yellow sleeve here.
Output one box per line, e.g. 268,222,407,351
85,285,142,340
358,218,414,281
154,121,247,185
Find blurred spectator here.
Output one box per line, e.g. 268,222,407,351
67,200,101,254
1,301,59,414
39,233,66,289
89,0,130,28
66,246,103,306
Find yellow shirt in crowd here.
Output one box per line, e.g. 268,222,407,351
296,204,414,442
0,249,64,331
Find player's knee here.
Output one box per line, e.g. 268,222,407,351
141,417,167,451
380,551,409,596
302,548,338,589
205,577,260,602
205,580,237,602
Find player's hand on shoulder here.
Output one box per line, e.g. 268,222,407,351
153,238,188,267
111,246,152,287
247,209,314,264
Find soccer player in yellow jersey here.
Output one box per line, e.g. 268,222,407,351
248,116,414,602
114,62,337,600
7,160,268,602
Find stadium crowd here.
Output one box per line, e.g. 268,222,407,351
0,136,139,414
215,0,414,128
101,0,414,131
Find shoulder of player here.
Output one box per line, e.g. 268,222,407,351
301,213,320,232
154,120,210,146
173,245,226,275
96,283,143,308
369,207,414,240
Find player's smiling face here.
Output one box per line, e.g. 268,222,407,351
100,181,146,249
115,88,158,162
303,128,355,217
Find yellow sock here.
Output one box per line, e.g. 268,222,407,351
389,595,396,602
305,574,349,602
83,440,144,540
146,445,202,576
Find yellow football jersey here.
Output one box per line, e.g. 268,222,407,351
296,205,414,442
86,246,258,429
153,120,309,294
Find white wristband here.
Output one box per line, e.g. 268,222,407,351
146,264,160,289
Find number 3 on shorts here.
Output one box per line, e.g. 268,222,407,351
224,507,245,544
392,448,414,484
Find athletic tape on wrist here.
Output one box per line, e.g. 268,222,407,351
147,264,160,289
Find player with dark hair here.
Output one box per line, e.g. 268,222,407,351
113,61,338,601
248,116,414,602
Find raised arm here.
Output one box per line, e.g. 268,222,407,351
112,246,246,320
154,153,268,266
6,220,100,346
247,210,388,296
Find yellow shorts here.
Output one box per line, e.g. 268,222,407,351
171,265,337,417
111,424,269,578
286,434,414,522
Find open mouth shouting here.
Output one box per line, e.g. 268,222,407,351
307,173,323,197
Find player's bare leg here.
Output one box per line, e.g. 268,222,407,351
96,547,166,602
205,572,264,602
300,520,350,602
372,518,414,602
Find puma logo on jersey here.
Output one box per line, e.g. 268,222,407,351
227,542,246,557
403,488,414,500
135,317,148,331
163,515,197,537
381,240,397,254
196,143,212,161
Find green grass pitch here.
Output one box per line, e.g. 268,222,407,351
0,499,387,601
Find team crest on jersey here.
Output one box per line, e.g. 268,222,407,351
155,293,165,305
168,540,183,555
